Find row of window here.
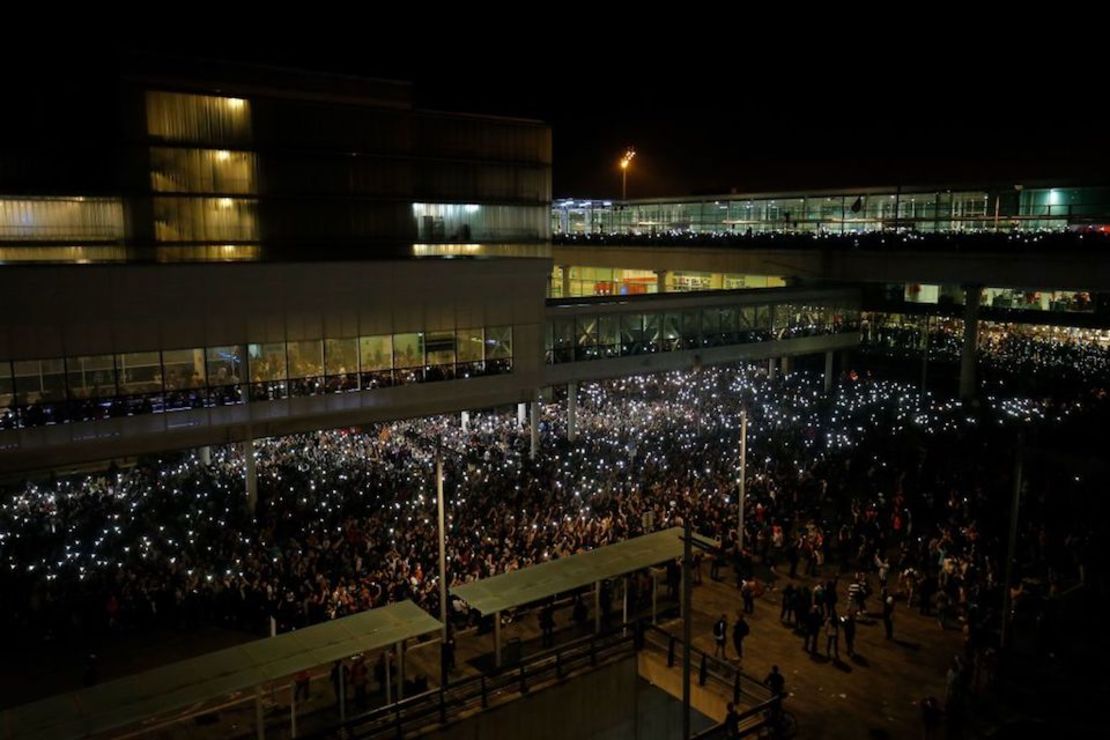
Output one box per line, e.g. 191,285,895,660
553,187,1110,235
0,327,512,429
545,304,859,363
145,92,551,165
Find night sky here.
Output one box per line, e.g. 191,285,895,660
15,41,1109,200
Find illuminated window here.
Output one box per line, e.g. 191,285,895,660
149,148,257,194
146,92,252,144
0,197,124,241
153,197,258,241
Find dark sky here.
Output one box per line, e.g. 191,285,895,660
15,40,1109,200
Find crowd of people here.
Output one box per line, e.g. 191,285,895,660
1,365,1101,729
554,228,1110,253
861,315,1110,387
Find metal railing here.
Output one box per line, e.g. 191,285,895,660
306,627,637,739
643,624,786,739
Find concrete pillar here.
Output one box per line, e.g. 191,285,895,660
517,402,526,428
560,264,572,298
396,640,404,700
529,401,540,460
199,445,211,466
824,350,834,393
494,612,502,668
255,686,265,740
384,652,391,704
780,356,792,375
567,382,578,442
594,581,602,634
767,357,777,382
959,286,982,400
655,269,668,294
244,437,258,513
460,410,470,432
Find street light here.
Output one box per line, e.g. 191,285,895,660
619,147,636,200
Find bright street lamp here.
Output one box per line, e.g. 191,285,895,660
619,147,636,200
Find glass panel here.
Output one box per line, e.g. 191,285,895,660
0,362,13,429
620,314,644,356
13,359,67,425
456,328,484,363
393,332,424,384
247,342,287,400
287,339,323,396
66,355,116,399
575,315,598,360
644,313,662,352
359,335,394,388
146,91,252,144
325,338,359,392
681,310,700,350
248,343,287,382
0,197,125,241
163,348,207,410
425,330,456,381
116,351,163,396
485,325,512,374
149,148,258,194
598,315,620,358
205,345,245,405
486,326,512,360
552,318,574,363
719,307,739,344
663,313,682,351
701,309,721,347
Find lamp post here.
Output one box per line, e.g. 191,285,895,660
737,408,748,552
620,148,636,200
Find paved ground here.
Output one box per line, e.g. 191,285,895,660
1,566,964,739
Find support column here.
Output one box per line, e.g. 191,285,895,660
290,681,297,738
339,661,346,720
199,445,211,465
824,350,834,393
560,265,572,298
255,687,265,740
655,269,668,294
959,285,982,400
767,357,777,382
494,612,502,668
780,355,791,375
529,401,539,460
396,640,404,700
651,571,658,624
384,653,392,705
517,402,526,428
567,382,578,442
622,576,629,635
244,437,258,513
460,411,470,432
594,581,602,634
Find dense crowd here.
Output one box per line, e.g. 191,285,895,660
861,316,1110,386
1,367,1096,665
554,228,1110,252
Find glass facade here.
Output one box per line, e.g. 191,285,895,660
896,283,1097,314
0,326,512,430
412,203,549,242
0,197,124,241
545,303,857,364
549,265,786,298
553,186,1110,236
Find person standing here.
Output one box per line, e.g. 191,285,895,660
825,613,840,660
765,665,786,697
714,614,728,659
842,611,857,657
741,579,756,614
780,584,796,625
882,589,895,640
724,702,741,738
732,613,750,660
